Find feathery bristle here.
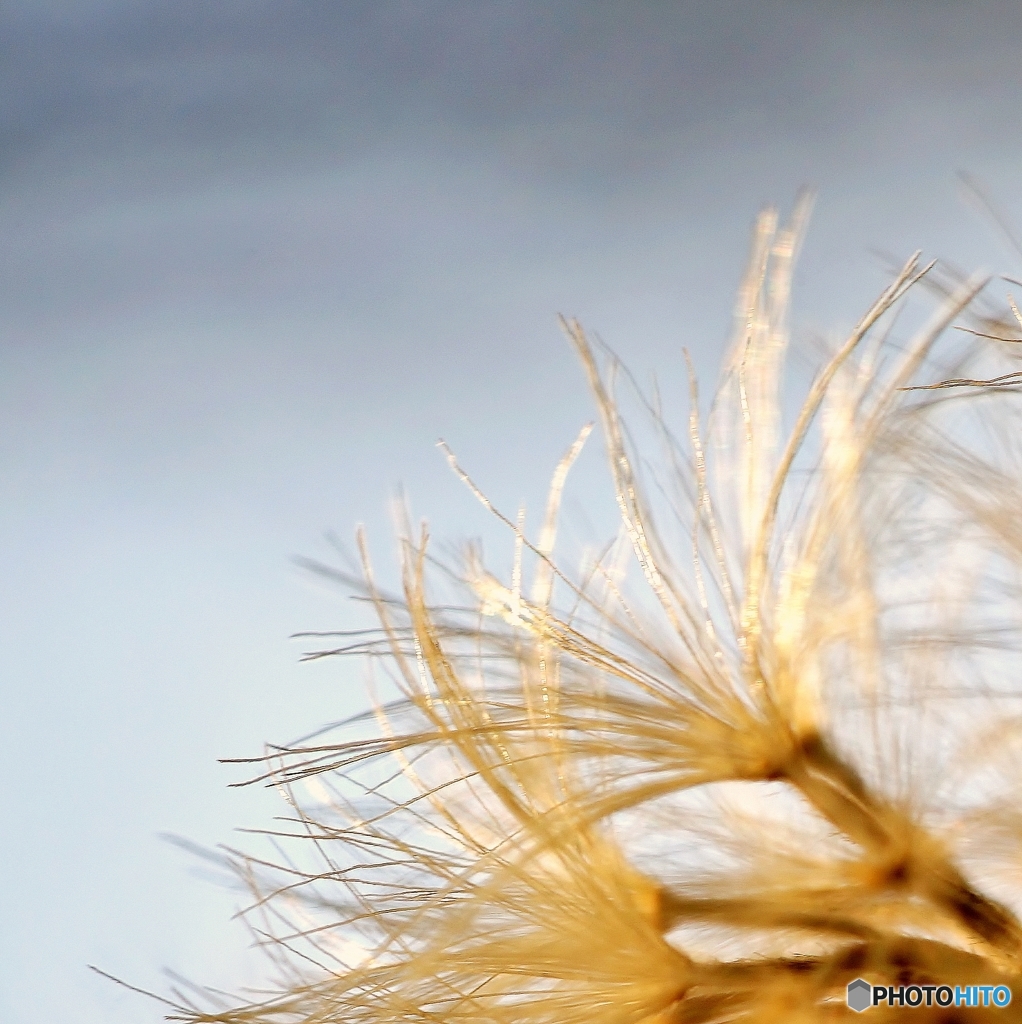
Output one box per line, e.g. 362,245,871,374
170,200,1022,1022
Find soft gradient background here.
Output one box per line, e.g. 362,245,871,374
3,2,1022,1020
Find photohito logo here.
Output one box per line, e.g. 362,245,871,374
846,979,1013,1012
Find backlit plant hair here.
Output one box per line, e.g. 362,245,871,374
149,196,1022,1021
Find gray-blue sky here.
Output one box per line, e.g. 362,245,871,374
3,3,1022,1020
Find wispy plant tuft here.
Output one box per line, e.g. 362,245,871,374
159,197,1022,1021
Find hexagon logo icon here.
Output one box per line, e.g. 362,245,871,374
847,978,872,1012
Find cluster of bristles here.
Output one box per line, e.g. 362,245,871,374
163,197,1022,1022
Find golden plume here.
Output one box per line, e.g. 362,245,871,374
166,197,1022,1022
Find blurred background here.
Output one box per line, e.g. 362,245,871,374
3,2,1022,1020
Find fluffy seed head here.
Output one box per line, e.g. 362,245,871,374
165,198,1022,1022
